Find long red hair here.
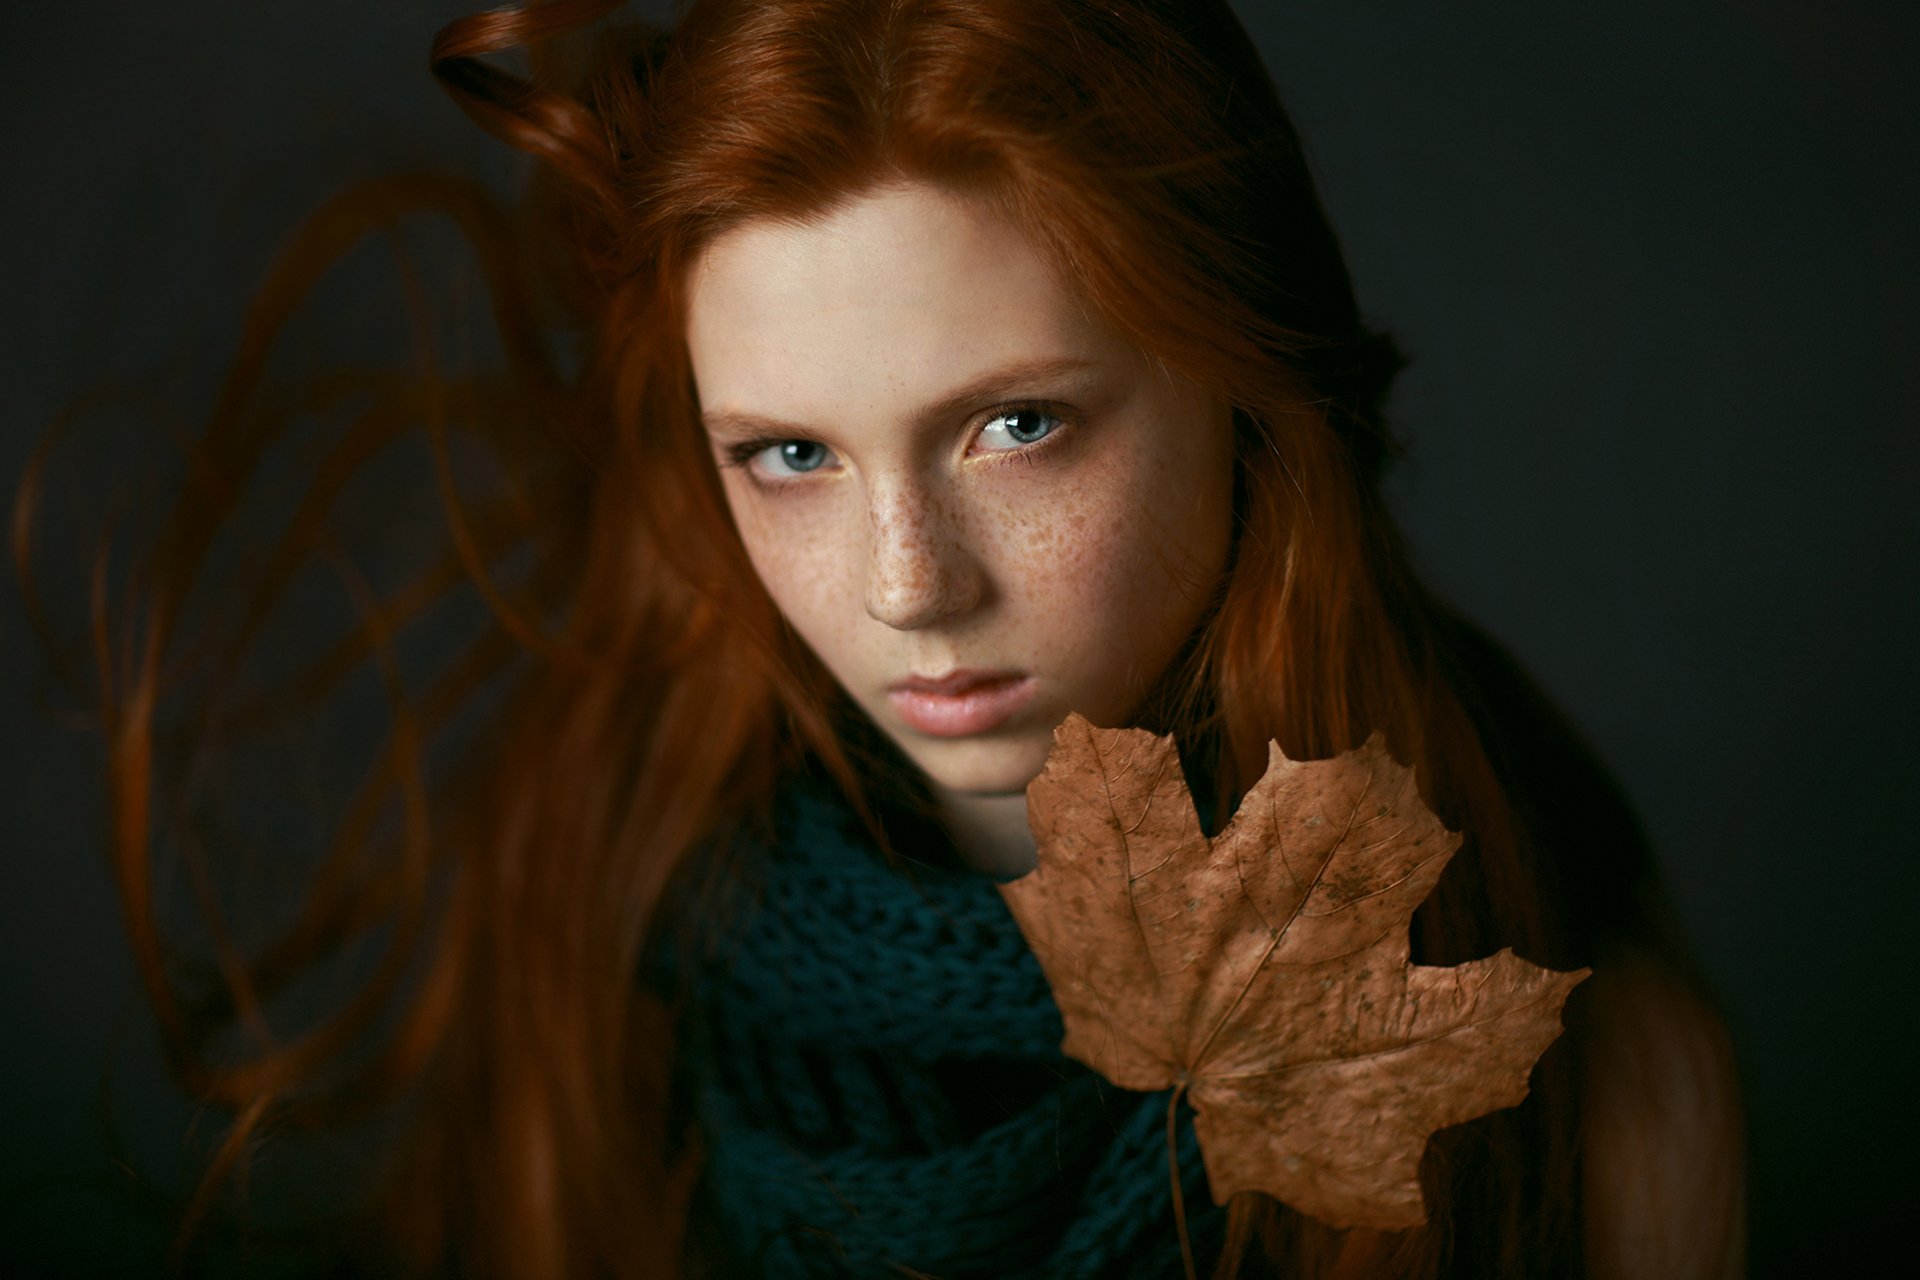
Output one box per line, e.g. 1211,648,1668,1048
15,1,1701,1276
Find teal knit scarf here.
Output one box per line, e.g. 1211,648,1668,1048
667,780,1232,1279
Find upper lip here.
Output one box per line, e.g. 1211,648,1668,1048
890,668,1026,695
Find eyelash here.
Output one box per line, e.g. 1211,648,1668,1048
718,401,1074,482
720,436,816,473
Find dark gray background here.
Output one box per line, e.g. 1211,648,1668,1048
5,1,1914,1274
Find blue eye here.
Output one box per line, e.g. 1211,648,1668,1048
753,439,836,476
977,406,1062,452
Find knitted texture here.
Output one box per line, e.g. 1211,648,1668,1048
666,780,1234,1279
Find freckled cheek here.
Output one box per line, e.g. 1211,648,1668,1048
1052,468,1222,652
988,482,1144,629
727,493,865,640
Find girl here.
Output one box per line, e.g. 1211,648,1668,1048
30,0,1744,1275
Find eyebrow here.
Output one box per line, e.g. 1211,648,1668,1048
698,354,1103,441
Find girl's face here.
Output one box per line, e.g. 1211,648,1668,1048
686,182,1234,798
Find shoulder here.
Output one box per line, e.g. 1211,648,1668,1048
1579,946,1746,1280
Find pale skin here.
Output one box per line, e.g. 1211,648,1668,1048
683,179,1744,1274
686,181,1234,877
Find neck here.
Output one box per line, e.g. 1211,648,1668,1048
933,785,1038,878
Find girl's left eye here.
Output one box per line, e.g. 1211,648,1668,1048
975,406,1063,452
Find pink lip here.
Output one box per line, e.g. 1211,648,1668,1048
887,670,1036,737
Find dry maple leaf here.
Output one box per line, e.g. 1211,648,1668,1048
996,714,1588,1233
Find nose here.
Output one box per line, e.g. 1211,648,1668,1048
863,481,985,630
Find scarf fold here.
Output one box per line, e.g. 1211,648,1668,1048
669,780,1231,1279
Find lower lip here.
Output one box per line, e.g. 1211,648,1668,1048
888,676,1037,738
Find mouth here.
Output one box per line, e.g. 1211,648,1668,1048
887,669,1036,737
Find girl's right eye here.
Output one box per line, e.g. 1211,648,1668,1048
735,439,838,479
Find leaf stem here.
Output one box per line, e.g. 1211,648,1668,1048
1167,1076,1198,1280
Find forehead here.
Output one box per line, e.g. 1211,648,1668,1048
684,183,1124,422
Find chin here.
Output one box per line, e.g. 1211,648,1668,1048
903,731,1056,797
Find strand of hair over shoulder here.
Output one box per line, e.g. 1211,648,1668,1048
431,0,629,206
